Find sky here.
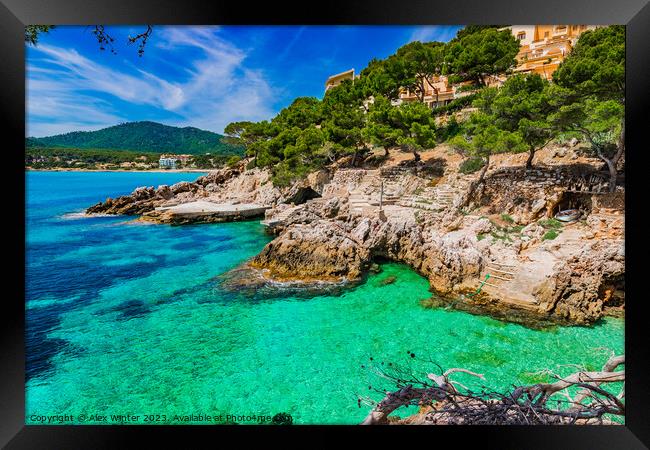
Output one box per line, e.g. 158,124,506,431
26,25,463,137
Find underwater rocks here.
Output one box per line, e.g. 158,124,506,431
217,264,358,299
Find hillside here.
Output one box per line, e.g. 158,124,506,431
26,121,244,156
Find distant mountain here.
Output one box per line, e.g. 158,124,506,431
26,121,243,156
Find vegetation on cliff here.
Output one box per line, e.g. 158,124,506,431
225,25,624,192
224,26,520,186
27,121,243,156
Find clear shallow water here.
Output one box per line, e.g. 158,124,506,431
26,171,624,425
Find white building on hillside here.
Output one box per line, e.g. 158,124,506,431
159,157,178,169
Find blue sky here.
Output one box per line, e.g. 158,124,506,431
26,25,462,137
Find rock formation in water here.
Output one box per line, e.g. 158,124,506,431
86,146,625,326
86,167,287,224
246,154,624,326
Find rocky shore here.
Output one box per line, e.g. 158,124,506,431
87,166,282,224
86,147,625,326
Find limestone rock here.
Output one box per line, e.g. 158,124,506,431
531,198,546,215
250,221,371,282
534,240,624,324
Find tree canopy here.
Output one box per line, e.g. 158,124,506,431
444,28,520,85
552,25,625,103
387,41,446,102
551,25,625,191
474,73,553,167
223,25,623,189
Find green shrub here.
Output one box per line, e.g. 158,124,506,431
433,93,478,115
459,156,485,174
542,230,559,240
500,213,514,223
438,116,462,141
226,155,242,167
538,218,563,230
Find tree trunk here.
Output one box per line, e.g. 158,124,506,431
595,147,618,193
478,154,490,183
384,147,390,158
605,157,617,193
350,151,358,167
462,155,489,207
413,149,421,162
613,119,625,168
525,147,535,168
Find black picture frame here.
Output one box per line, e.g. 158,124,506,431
2,0,648,447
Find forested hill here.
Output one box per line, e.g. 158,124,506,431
26,121,243,155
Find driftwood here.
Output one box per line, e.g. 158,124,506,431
360,354,625,425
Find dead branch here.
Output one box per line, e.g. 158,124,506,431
360,354,624,425
128,25,153,57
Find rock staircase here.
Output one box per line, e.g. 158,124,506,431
474,259,541,306
347,169,472,216
348,170,403,215
398,185,458,212
261,206,298,228
479,260,516,290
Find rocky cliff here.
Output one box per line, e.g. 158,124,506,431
85,153,625,326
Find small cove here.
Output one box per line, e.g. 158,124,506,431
26,171,624,424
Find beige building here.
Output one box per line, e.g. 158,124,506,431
396,76,454,108
502,25,599,80
324,69,357,92
395,75,498,108
325,25,600,110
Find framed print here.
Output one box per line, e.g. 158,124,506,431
2,0,649,447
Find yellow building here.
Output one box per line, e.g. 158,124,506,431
397,76,456,108
325,25,600,109
395,75,503,108
325,69,357,92
502,25,599,80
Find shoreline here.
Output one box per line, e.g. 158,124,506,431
78,155,625,327
26,168,212,173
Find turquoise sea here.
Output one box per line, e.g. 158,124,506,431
25,171,624,425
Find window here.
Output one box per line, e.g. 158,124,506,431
572,25,578,31
517,32,526,40
544,31,550,38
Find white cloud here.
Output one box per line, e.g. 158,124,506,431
26,75,126,137
408,26,458,44
32,46,181,110
27,26,278,136
154,26,276,131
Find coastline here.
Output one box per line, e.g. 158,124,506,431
81,152,624,327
